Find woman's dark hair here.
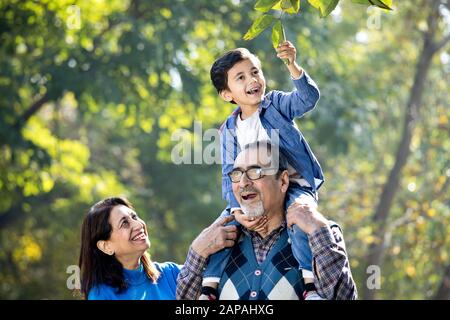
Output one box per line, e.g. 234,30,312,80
78,196,160,299
210,48,261,104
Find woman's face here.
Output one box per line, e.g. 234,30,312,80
105,204,150,261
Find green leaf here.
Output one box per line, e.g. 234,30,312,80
243,14,275,40
281,0,292,9
254,0,281,13
271,21,289,64
369,0,393,10
351,0,393,10
290,0,301,13
272,0,297,14
307,0,339,18
272,20,283,49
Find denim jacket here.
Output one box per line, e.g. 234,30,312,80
220,71,324,208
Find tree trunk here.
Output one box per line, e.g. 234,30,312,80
362,1,446,300
433,264,450,300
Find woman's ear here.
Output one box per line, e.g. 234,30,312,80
97,240,114,256
220,89,233,102
280,170,289,193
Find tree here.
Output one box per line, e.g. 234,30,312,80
363,0,450,299
434,264,450,300
1,0,448,299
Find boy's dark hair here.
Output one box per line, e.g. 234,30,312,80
210,48,261,104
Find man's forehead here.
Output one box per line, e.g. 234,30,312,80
234,147,272,168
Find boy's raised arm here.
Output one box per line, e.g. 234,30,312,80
271,41,320,120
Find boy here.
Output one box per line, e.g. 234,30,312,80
201,41,324,300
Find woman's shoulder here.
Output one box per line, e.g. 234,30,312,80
153,261,182,274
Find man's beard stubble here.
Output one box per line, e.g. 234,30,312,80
241,199,265,218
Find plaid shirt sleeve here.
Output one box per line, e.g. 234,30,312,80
309,224,358,300
176,247,207,300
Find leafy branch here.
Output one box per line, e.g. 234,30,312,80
243,0,393,49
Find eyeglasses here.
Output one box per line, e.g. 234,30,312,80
228,167,281,183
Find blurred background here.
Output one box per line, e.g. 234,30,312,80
0,0,449,299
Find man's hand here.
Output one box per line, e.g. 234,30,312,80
233,209,268,233
286,202,328,235
276,41,303,79
190,215,238,258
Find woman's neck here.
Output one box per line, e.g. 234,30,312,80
117,255,141,270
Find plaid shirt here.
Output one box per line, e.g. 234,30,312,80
176,223,357,300
242,222,286,264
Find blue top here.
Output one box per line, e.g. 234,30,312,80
88,262,181,300
220,72,323,208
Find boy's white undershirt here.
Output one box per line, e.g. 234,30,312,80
235,110,311,188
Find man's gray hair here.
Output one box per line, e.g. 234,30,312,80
242,140,288,172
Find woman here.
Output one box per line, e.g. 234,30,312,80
79,196,237,300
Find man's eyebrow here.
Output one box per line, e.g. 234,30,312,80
232,165,261,170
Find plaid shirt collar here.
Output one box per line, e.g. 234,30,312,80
241,220,287,264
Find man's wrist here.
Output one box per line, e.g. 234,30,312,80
191,243,210,259
186,247,208,275
307,220,328,235
191,233,211,258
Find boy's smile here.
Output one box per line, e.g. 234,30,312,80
220,57,266,115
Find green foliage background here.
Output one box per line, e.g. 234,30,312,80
0,0,448,299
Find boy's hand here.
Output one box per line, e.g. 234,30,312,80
276,41,296,64
276,41,303,79
233,209,268,233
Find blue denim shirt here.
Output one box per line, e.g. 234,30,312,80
220,71,324,208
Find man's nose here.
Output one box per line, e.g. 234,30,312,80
239,172,252,188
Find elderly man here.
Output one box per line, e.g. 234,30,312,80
177,141,357,300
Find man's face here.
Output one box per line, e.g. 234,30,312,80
220,56,266,109
231,147,287,218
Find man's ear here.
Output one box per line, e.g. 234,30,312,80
280,170,289,193
97,240,114,256
220,89,233,102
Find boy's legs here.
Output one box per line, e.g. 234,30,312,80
200,208,239,300
285,184,323,299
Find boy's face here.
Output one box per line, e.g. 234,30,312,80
220,56,266,109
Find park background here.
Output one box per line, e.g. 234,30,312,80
0,0,449,299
